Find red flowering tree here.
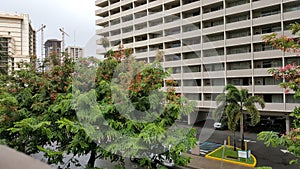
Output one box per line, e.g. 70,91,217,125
258,22,300,165
0,48,197,169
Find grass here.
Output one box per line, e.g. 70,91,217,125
207,146,255,165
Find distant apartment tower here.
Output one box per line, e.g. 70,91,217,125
44,39,61,60
65,46,83,62
96,0,300,131
0,12,36,74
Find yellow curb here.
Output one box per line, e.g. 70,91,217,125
205,145,257,168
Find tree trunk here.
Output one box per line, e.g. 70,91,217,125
240,114,245,150
233,132,236,151
87,143,97,168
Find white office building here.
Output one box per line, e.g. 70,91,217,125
0,12,36,74
96,0,300,131
65,46,84,62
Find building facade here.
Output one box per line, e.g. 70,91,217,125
65,46,83,62
0,12,36,74
95,0,300,130
45,39,62,59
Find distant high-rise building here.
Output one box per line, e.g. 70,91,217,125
65,46,83,62
44,39,62,59
0,12,36,74
95,0,300,131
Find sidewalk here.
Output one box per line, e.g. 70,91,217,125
178,153,252,169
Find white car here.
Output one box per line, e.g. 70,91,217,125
213,122,222,129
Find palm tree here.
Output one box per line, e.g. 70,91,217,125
213,84,265,150
100,37,109,52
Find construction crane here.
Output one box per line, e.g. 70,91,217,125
36,24,46,72
59,27,69,56
36,24,46,60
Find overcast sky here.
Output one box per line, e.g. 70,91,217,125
0,0,102,57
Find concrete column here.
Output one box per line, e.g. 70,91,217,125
188,112,197,125
285,115,290,133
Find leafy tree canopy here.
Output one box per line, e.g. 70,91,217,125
258,22,300,165
0,49,197,169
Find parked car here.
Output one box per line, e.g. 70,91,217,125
213,121,227,130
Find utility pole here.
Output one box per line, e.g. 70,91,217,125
36,24,46,72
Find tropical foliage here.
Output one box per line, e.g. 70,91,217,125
213,84,265,150
0,48,197,169
258,22,300,165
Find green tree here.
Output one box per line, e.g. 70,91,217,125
258,22,300,165
0,49,197,169
213,84,265,150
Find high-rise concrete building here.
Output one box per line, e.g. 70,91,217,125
45,39,62,59
0,12,36,74
95,0,300,131
65,46,84,62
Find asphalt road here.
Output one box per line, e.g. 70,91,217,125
192,124,300,169
31,122,299,169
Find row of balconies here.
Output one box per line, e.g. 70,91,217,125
95,0,296,17
193,100,297,112
96,0,299,27
97,8,295,29
105,26,297,54
99,11,299,42
133,47,286,62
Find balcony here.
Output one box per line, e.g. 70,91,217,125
283,9,300,21
253,50,283,60
203,40,224,50
164,6,181,16
203,71,225,78
254,85,283,93
252,14,281,26
227,53,251,62
225,20,250,31
225,3,250,15
181,72,202,79
164,60,182,67
95,0,107,7
253,68,270,76
286,103,299,111
95,8,108,17
227,69,252,77
182,15,201,25
252,0,281,10
182,1,201,11
164,20,181,29
202,9,224,21
182,30,202,39
182,86,201,93
148,11,164,21
134,51,148,58
149,37,164,45
203,86,224,93
183,58,202,65
202,0,222,6
202,25,224,35
226,36,251,46
263,103,285,111
203,55,225,64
